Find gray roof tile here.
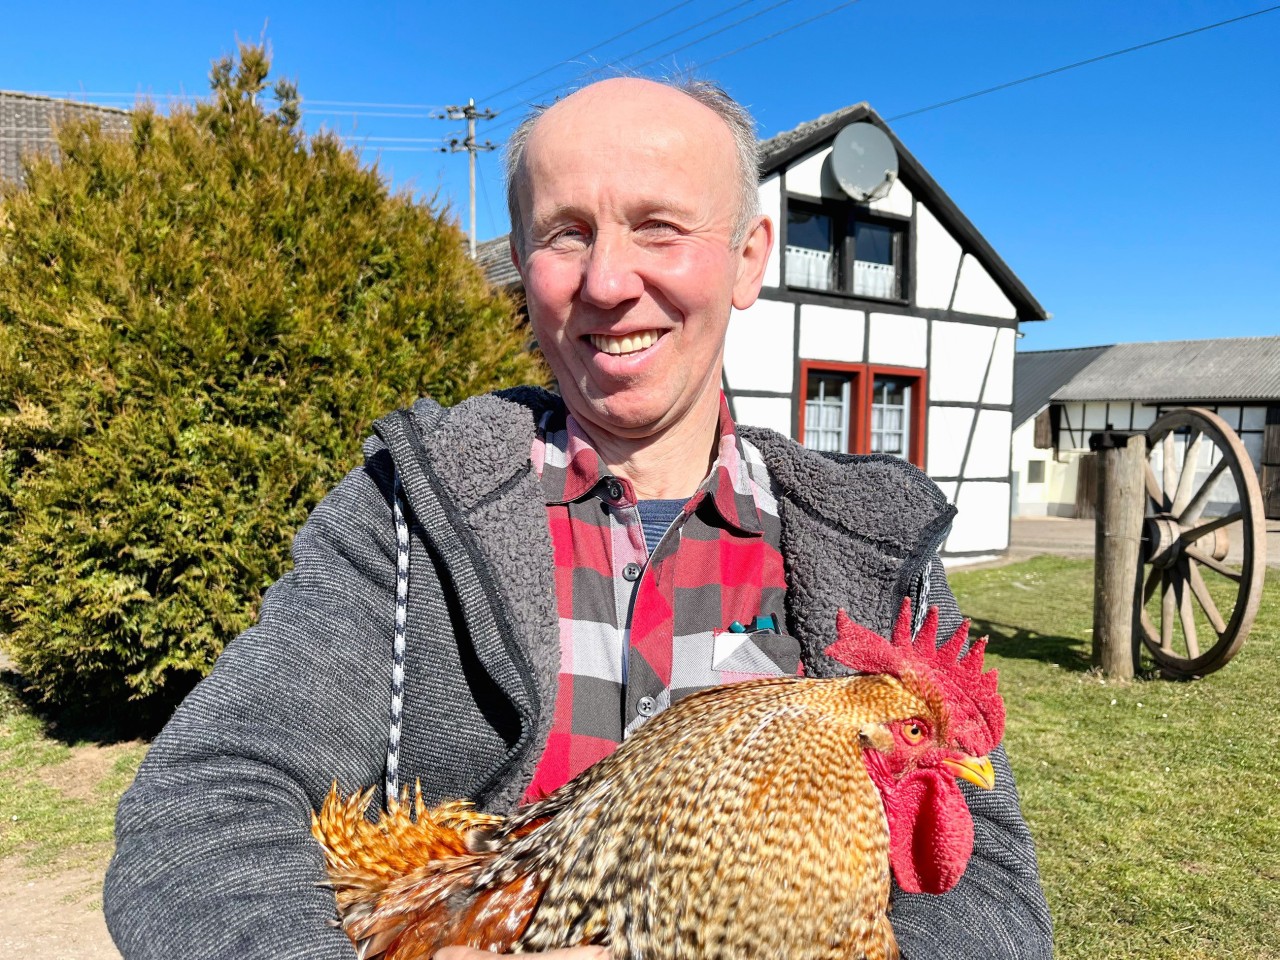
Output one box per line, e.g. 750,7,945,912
0,91,131,185
1013,345,1112,426
474,234,521,288
1051,336,1280,405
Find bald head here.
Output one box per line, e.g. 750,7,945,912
504,77,760,256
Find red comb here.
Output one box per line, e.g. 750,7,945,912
823,598,1005,757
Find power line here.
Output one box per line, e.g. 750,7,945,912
886,4,1280,122
486,0,763,126
695,0,864,69
630,0,803,73
479,0,700,103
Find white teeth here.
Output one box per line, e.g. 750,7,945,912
591,331,659,355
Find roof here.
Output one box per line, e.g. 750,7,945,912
474,235,521,288
0,91,132,185
1051,336,1280,405
757,103,1046,323
1013,345,1112,426
474,101,1047,322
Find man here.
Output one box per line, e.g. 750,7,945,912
105,77,1052,959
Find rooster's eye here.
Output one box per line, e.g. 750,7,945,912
902,723,925,744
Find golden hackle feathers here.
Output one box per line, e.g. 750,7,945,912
316,673,937,959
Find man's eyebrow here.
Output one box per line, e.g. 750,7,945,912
528,204,584,232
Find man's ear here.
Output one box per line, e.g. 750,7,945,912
731,215,775,311
509,236,524,279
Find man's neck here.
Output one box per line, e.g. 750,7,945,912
576,394,721,500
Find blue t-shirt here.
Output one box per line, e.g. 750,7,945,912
635,498,690,555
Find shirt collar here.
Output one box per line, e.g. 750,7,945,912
534,393,766,537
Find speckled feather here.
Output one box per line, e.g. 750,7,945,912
313,672,935,960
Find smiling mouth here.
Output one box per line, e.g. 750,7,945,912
589,330,662,356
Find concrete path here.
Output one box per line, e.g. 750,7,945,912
1008,516,1280,568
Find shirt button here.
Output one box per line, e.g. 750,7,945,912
623,562,642,582
604,477,624,501
637,696,656,717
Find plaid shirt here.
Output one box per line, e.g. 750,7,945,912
525,395,796,800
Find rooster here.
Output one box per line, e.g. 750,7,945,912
312,600,1005,960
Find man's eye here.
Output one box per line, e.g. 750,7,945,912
640,220,679,235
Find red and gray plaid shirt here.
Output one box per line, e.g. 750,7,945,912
524,395,797,800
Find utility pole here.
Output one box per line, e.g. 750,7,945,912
435,99,496,258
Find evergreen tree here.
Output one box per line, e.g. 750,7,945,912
0,45,545,716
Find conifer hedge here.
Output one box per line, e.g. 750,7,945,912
0,46,545,714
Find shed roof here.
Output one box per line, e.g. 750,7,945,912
1013,345,1111,426
0,91,131,185
1051,336,1280,405
474,234,521,289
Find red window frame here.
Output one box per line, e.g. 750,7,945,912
798,361,927,468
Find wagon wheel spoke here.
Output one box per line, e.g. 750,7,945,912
1171,430,1203,514
1185,559,1228,635
1137,408,1264,676
1179,510,1242,546
1143,565,1161,603
1145,463,1169,511
1160,571,1175,653
1179,458,1229,526
1175,570,1200,660
1183,544,1244,583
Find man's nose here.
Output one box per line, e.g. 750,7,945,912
579,232,644,308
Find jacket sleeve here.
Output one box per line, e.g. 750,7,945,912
103,449,404,960
890,556,1055,960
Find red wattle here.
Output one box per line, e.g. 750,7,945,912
879,769,975,895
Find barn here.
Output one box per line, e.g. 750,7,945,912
480,102,1049,561
1012,337,1280,521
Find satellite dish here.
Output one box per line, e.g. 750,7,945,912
828,122,898,202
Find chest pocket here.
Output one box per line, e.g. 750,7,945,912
711,628,803,681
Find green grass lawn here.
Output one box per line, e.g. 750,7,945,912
950,557,1280,960
2,556,1276,958
0,678,147,869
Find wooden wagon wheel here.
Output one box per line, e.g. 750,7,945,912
1138,408,1267,676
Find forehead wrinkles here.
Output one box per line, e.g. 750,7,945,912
520,87,737,210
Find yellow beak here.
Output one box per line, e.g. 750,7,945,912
942,754,996,790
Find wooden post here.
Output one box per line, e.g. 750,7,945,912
1092,434,1146,678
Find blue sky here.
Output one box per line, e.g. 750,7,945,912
4,1,1277,351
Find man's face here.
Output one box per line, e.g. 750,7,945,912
512,79,772,442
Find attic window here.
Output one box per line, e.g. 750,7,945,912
785,199,905,300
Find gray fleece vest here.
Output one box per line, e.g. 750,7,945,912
372,386,957,814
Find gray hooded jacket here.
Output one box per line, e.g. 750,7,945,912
105,388,1052,959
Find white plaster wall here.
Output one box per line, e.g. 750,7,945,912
966,409,1013,479
1130,404,1159,431
1242,405,1268,430
724,300,795,393
934,480,957,506
982,328,1016,405
945,482,1011,553
926,407,974,477
758,174,782,289
929,321,995,402
798,303,865,363
867,312,927,367
732,396,793,436
786,148,832,199
952,253,1017,319
868,178,913,218
1011,415,1078,517
1011,417,1045,515
914,204,962,310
